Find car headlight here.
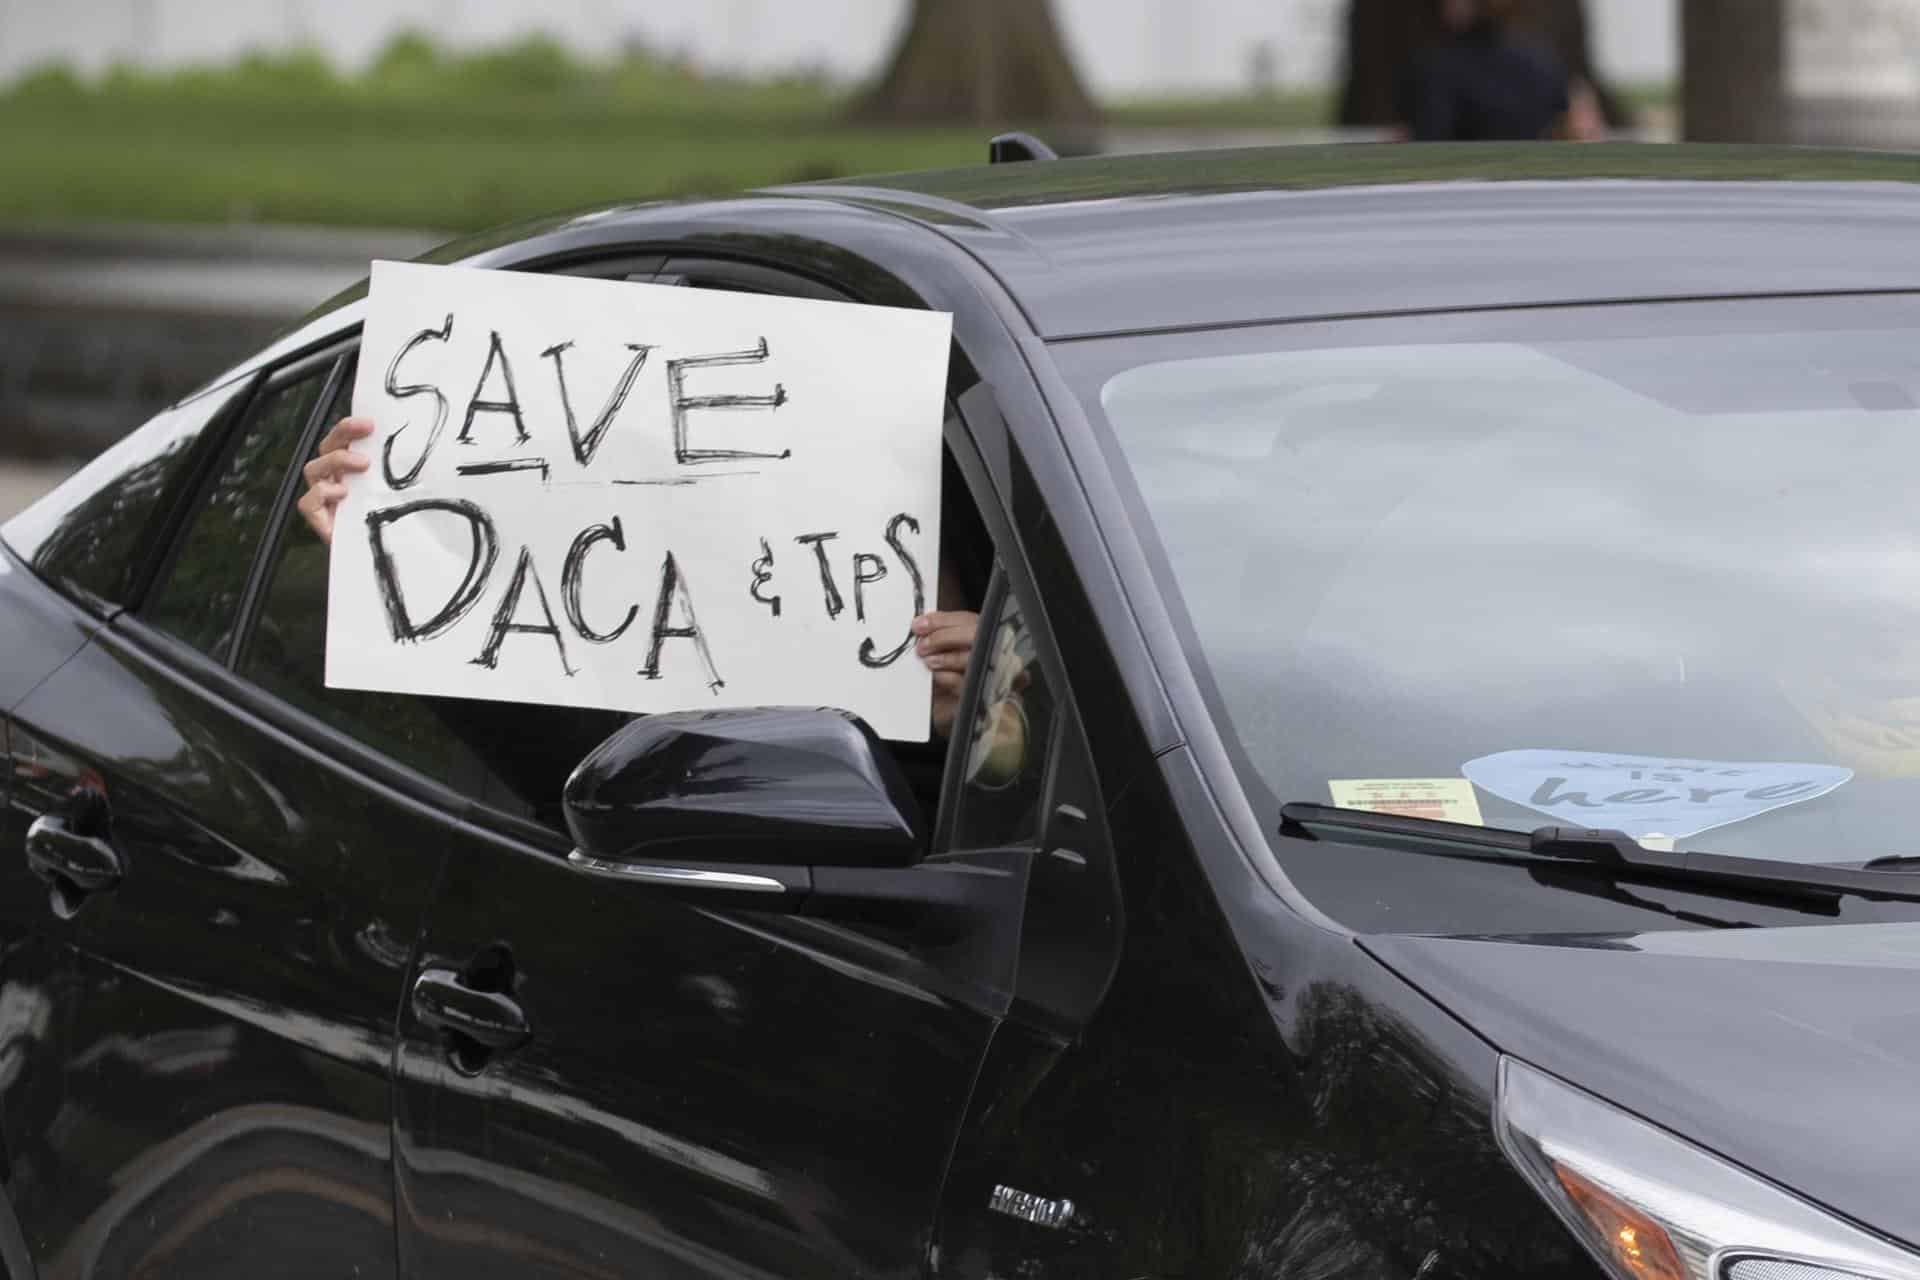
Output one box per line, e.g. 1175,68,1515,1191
1496,1056,1920,1280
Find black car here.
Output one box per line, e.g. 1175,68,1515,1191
8,141,1920,1280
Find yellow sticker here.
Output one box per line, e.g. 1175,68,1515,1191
1327,778,1484,826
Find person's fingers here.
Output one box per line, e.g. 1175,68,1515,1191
920,620,975,646
315,416,374,457
303,447,370,487
912,610,977,635
297,487,334,544
923,650,969,673
303,418,373,485
931,670,964,692
297,477,350,545
917,621,978,658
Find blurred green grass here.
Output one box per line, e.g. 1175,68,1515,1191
0,35,1674,231
0,36,989,230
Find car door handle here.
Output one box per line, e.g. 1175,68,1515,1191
411,967,532,1050
25,814,125,894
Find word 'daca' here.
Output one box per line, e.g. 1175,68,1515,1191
365,501,927,690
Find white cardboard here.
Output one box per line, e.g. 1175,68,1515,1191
325,261,951,741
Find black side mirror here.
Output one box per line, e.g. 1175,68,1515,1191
563,707,924,871
564,708,1027,963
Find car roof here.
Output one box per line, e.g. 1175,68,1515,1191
804,142,1920,339
320,143,1920,352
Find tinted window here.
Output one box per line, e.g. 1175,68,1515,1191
240,374,627,828
949,578,1056,849
146,368,327,659
3,386,244,611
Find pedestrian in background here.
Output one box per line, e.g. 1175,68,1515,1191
1398,0,1606,141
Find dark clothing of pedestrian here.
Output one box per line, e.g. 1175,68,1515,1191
1400,18,1570,141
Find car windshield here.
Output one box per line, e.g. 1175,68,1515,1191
1062,294,1920,866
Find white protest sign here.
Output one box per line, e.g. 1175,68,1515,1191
1461,749,1853,841
325,261,951,741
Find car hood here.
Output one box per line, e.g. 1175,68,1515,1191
1364,922,1920,1252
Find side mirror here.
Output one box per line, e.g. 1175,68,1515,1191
563,707,924,873
565,708,1027,959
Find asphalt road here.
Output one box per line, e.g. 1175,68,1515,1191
0,459,71,522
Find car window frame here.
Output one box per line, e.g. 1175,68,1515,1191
934,566,1049,850
120,376,266,615
108,327,534,845
2,375,259,620
138,344,348,664
623,251,1089,859
116,250,1061,862
930,561,1084,857
650,255,1054,833
653,256,850,302
226,354,355,678
101,261,700,848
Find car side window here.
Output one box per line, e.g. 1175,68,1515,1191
4,383,247,613
237,364,628,830
231,262,998,835
145,364,329,660
945,571,1057,850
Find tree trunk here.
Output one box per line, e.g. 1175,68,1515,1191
1682,0,1784,141
851,0,1099,126
1338,0,1633,129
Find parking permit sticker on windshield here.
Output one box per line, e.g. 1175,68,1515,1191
1328,778,1484,826
1461,750,1853,841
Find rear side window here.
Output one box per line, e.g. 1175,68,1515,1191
146,365,329,660
239,367,628,828
1,385,245,612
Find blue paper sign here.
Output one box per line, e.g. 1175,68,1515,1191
1461,750,1853,840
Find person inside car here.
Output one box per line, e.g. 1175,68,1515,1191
297,416,1019,815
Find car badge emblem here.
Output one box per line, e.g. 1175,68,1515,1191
987,1184,1075,1230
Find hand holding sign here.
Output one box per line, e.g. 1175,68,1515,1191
913,609,981,738
299,416,372,543
324,262,953,741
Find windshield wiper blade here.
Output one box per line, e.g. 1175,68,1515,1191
1279,802,1920,907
